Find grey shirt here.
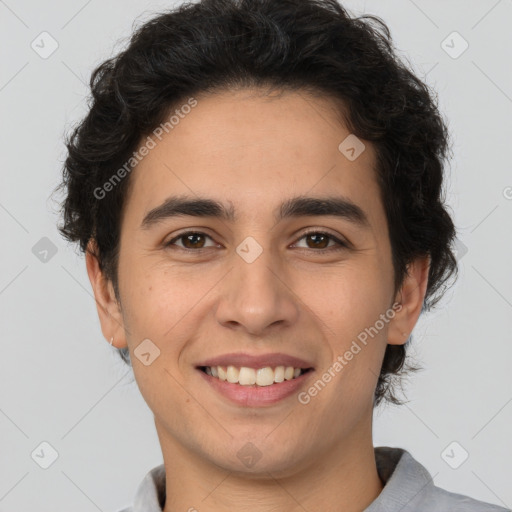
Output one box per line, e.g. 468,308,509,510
118,446,509,512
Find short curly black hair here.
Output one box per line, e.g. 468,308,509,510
57,0,458,406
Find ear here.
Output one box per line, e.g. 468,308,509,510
85,240,128,349
387,255,430,346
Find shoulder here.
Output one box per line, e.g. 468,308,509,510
371,447,509,512
414,484,510,511
114,463,166,512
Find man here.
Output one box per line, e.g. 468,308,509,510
58,0,508,510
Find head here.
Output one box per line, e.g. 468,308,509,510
57,0,457,475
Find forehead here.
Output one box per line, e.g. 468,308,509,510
123,88,385,232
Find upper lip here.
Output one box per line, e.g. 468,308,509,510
196,352,315,370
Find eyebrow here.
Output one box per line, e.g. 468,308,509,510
140,194,370,230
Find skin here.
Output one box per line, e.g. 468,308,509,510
86,87,429,512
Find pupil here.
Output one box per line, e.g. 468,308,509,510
185,233,203,248
309,234,327,248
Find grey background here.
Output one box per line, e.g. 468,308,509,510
1,0,511,510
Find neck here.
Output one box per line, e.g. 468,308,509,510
157,414,384,512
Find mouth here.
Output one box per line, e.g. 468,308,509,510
197,365,314,387
194,352,316,406
196,364,315,407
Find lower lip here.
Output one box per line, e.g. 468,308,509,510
197,368,314,407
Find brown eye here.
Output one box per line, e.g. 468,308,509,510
166,231,215,250
294,231,348,251
304,233,330,249
165,230,348,253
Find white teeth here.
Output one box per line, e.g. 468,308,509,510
226,365,239,383
274,366,285,383
203,365,308,386
256,367,274,386
239,367,256,385
218,366,227,381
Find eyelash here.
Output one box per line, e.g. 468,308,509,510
165,229,349,253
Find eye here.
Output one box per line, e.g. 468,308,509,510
164,230,349,252
292,230,348,251
165,231,217,250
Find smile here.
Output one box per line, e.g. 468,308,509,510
197,365,315,407
199,365,313,386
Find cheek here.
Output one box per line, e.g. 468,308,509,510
310,260,391,328
118,268,195,411
310,262,391,386
118,261,222,364
121,274,189,340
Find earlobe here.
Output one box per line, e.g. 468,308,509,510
85,240,128,349
387,256,430,346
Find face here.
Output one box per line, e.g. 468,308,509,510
89,87,427,478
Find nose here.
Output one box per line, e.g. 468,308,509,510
215,240,300,337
